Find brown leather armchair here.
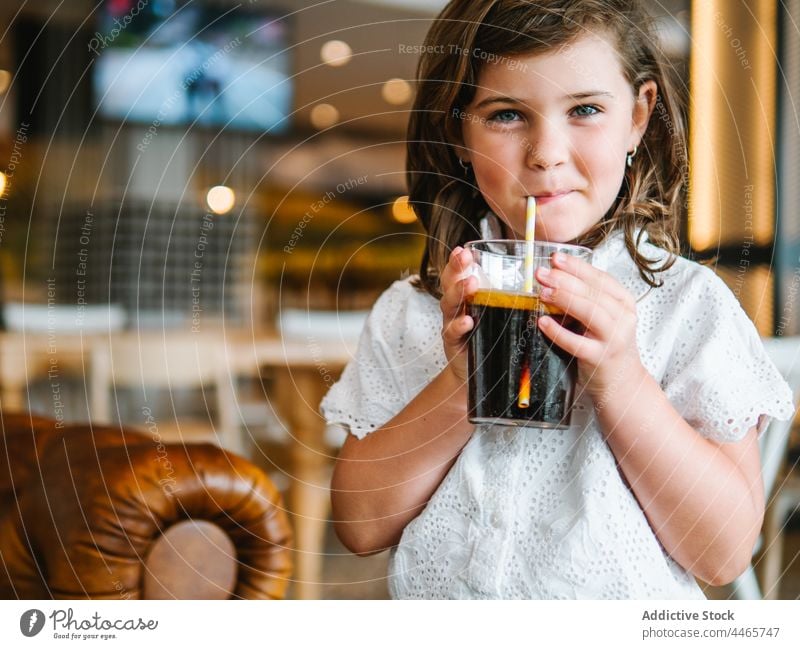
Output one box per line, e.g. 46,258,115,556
0,413,293,599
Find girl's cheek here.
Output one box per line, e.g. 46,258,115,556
474,162,515,196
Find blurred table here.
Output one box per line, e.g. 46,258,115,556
224,334,355,600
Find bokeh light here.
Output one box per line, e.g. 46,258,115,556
382,78,412,105
0,70,10,95
206,185,235,214
392,196,416,224
320,40,352,67
310,103,340,129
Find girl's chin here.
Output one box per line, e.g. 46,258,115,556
501,226,570,242
535,220,597,244
495,215,589,243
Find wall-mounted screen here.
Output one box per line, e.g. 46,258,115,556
93,0,291,133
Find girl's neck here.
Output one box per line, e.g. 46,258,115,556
501,221,518,240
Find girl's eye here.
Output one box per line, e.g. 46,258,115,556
487,109,522,124
571,104,600,117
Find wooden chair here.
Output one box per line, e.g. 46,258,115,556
89,332,245,455
0,332,93,415
0,306,125,416
730,336,800,599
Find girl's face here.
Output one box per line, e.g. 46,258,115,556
459,31,656,243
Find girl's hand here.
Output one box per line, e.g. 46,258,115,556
535,252,647,401
439,246,478,384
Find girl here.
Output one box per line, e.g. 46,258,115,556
321,0,796,598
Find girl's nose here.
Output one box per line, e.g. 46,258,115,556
524,121,568,170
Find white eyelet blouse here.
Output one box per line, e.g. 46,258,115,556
320,214,796,599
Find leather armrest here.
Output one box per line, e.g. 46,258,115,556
0,423,292,599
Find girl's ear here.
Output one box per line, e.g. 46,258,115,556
455,147,472,165
630,80,658,146
450,107,472,163
452,137,472,164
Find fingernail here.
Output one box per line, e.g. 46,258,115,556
538,267,550,277
541,287,554,299
553,252,565,264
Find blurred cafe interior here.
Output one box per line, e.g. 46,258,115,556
0,0,799,600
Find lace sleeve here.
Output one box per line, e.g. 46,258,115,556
319,281,415,440
662,267,796,443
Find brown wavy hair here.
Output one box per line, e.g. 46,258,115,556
407,0,687,299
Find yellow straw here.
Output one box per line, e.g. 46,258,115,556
523,196,536,293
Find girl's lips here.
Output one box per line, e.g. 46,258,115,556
533,191,572,205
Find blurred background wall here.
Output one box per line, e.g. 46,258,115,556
0,0,703,334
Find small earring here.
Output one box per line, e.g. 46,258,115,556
458,158,471,175
626,144,638,168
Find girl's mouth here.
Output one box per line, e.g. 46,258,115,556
533,191,573,205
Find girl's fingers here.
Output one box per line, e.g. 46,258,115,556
536,263,637,340
548,253,635,308
538,315,602,363
440,273,477,321
442,313,474,347
540,286,617,339
537,266,618,312
440,247,474,291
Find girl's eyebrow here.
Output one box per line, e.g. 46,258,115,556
472,91,615,110
565,91,615,100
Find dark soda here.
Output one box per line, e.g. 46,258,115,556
467,288,580,428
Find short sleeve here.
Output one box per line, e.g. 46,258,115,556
661,267,796,443
319,280,415,440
